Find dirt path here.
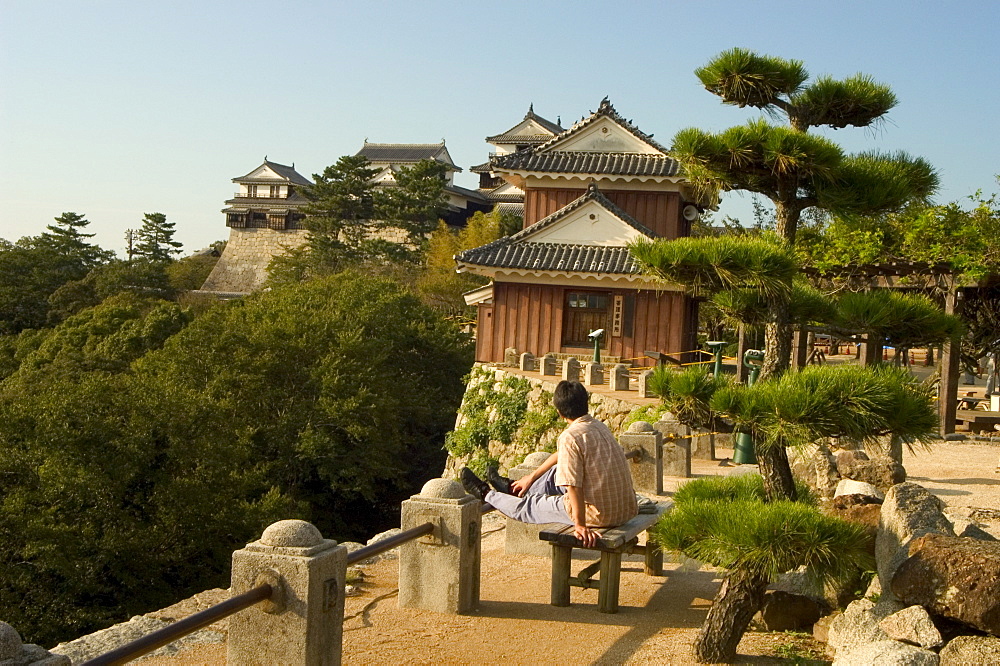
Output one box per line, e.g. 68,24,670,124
139,439,1000,665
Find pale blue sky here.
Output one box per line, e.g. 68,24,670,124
2,1,998,254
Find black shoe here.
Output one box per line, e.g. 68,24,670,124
486,465,513,495
460,467,490,501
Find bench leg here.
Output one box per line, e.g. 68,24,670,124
597,550,622,613
551,545,572,607
644,537,663,576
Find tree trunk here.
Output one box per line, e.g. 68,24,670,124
694,570,770,663
760,300,792,380
773,200,803,244
756,443,797,501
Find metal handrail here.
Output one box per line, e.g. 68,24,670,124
347,521,434,565
80,584,273,666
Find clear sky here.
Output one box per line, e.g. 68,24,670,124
2,1,998,255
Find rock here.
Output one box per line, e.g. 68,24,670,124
939,635,1000,665
876,483,955,601
0,622,20,661
839,454,906,491
833,493,883,510
891,533,1000,637
832,639,939,665
835,479,884,500
950,518,999,542
943,433,966,441
814,612,839,644
752,590,824,631
836,449,870,474
789,441,841,498
879,605,943,648
364,528,403,561
828,599,890,652
829,503,881,557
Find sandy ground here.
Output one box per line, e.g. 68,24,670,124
134,437,1000,666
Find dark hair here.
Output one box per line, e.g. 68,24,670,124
553,380,589,420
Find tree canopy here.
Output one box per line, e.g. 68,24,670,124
133,212,183,262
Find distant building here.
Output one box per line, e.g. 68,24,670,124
456,98,701,366
200,159,312,294
357,140,491,226
471,105,564,219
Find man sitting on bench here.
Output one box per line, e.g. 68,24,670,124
460,380,637,547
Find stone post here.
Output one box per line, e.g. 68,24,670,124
398,478,481,614
654,417,691,477
504,452,555,557
229,520,347,666
610,363,630,391
519,352,536,372
582,362,604,386
689,428,716,460
637,369,655,397
561,357,580,382
541,353,558,376
504,347,519,367
619,421,662,495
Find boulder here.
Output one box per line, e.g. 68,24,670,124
835,449,869,475
813,612,840,644
879,605,943,649
751,590,824,631
833,493,883,510
828,599,890,653
835,479,883,500
832,640,939,666
891,533,1000,637
828,503,880,555
876,483,955,601
789,441,840,498
939,635,1000,665
839,454,906,491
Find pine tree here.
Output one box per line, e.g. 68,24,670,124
133,213,182,262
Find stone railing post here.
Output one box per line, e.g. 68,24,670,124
519,351,536,372
504,347,519,367
689,428,716,460
582,362,604,386
1,621,68,665
610,363,630,391
562,357,580,382
541,353,558,376
398,479,481,614
637,369,655,397
229,519,347,666
503,452,554,557
655,418,691,478
619,421,662,495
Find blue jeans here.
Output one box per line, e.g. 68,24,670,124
485,466,573,524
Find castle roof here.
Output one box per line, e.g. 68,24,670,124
356,141,460,171
485,104,563,145
234,159,312,185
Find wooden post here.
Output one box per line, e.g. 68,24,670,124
792,329,808,368
597,551,622,613
550,545,572,607
736,325,749,383
939,285,962,435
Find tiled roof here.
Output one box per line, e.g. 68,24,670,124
483,190,525,203
356,141,459,169
457,241,639,275
486,104,563,143
484,133,557,145
470,161,493,173
445,183,491,204
235,160,312,185
536,97,669,154
491,150,680,177
455,184,652,275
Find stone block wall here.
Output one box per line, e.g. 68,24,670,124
200,228,307,293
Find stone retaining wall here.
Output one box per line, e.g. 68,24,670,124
200,228,307,293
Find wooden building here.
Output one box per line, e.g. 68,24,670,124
456,99,701,366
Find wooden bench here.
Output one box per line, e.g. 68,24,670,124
538,501,671,613
956,409,1000,433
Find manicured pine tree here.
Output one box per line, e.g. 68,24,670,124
133,212,182,262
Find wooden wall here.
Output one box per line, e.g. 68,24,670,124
477,282,695,366
523,188,683,239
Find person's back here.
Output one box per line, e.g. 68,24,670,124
557,414,636,527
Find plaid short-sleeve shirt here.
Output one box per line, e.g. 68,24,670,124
555,415,638,527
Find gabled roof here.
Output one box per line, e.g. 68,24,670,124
356,141,460,171
490,98,681,179
234,159,312,185
455,185,654,276
486,104,563,144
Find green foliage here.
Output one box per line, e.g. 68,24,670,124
0,273,473,645
417,210,519,314
672,472,816,507
653,477,871,586
646,366,730,428
629,234,798,300
133,212,183,262
165,252,221,291
624,404,671,429
833,290,962,349
711,364,937,452
446,367,564,465
382,159,451,251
